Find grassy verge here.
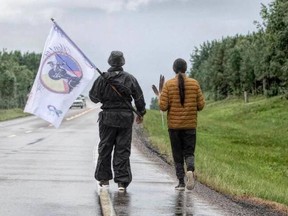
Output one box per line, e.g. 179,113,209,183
142,110,172,162
143,96,288,207
0,108,29,121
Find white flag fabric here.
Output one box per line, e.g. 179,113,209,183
24,24,95,128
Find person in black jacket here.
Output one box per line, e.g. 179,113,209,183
89,51,146,192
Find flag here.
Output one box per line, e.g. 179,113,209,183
24,23,95,128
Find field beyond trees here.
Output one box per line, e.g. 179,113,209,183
143,96,288,208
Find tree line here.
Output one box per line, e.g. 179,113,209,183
151,0,287,109
189,0,288,100
0,50,41,109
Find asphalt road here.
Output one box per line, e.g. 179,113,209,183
0,102,228,216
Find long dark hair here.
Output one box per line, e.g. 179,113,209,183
178,73,185,106
173,58,187,107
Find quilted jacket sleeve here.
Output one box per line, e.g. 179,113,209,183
196,81,205,111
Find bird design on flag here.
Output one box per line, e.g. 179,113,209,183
40,53,83,93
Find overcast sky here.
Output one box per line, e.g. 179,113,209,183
0,0,272,106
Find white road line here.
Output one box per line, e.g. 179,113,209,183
25,131,32,134
7,135,16,138
66,107,96,121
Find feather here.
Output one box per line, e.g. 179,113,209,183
152,85,159,96
159,75,165,93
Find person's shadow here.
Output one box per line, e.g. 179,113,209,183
112,191,131,215
174,191,194,216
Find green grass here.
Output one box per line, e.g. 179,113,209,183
0,108,29,121
143,96,288,206
142,110,173,163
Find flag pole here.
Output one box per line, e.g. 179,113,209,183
51,18,100,73
50,18,142,118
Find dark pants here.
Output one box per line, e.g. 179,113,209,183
168,129,196,180
95,121,132,185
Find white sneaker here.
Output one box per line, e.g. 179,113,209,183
118,183,127,192
99,180,109,188
186,171,195,190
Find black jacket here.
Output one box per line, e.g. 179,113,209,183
89,68,146,127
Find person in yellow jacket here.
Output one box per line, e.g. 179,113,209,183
159,58,205,190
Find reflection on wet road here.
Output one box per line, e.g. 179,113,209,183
101,146,226,216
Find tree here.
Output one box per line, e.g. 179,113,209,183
260,0,288,96
150,97,159,110
0,66,17,108
189,0,288,100
0,50,41,108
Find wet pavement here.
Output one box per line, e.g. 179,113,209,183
99,145,226,216
0,107,102,216
0,102,228,215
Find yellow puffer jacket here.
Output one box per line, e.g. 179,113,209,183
159,74,205,129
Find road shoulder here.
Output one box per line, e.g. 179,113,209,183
132,124,288,216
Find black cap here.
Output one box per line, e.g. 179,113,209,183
108,51,125,67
